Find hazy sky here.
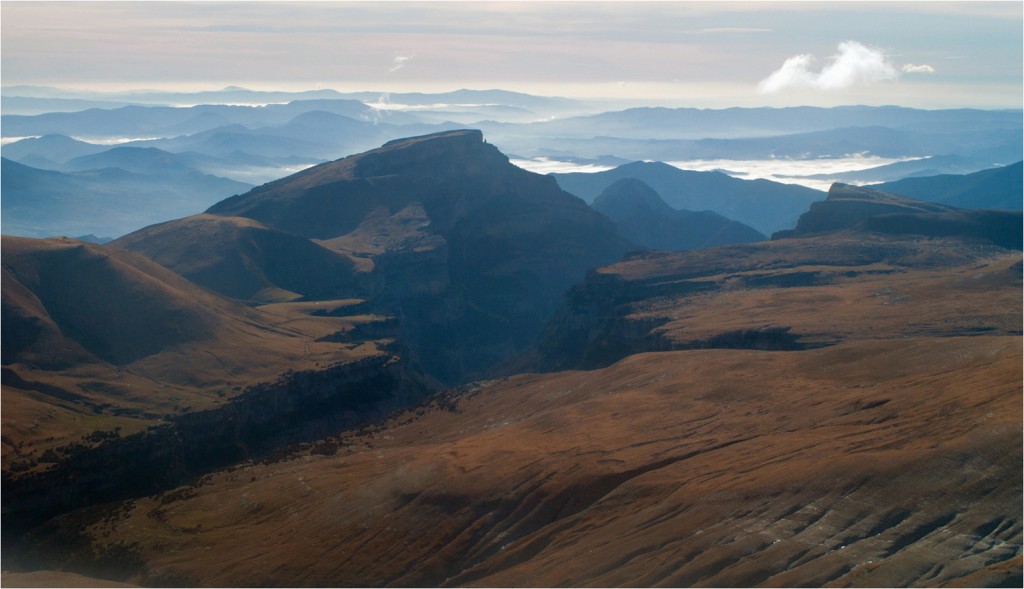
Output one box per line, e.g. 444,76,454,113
2,1,1022,108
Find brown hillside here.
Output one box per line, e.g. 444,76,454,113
48,335,1021,587
28,237,1021,587
531,233,1020,371
1,237,389,473
110,214,363,303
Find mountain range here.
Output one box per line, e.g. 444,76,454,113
3,96,1019,244
553,161,826,235
874,161,1023,210
1,157,252,239
2,122,1020,587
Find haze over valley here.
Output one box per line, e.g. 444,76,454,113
1,2,1021,587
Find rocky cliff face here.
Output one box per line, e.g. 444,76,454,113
527,233,1020,373
3,355,428,541
774,183,952,237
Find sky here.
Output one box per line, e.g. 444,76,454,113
2,1,1022,109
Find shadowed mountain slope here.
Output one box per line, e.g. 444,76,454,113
874,161,1023,210
552,161,825,235
1,235,388,430
62,146,198,175
2,236,224,368
773,183,1022,249
201,130,632,382
110,214,362,303
592,178,765,250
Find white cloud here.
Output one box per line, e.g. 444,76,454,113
388,55,413,73
758,41,900,94
757,54,816,93
902,63,936,74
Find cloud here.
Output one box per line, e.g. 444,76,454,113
758,41,900,94
902,63,936,74
388,55,413,73
757,54,816,93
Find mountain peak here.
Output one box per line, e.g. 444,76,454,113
592,177,765,251
379,128,483,149
212,129,502,207
592,178,674,218
354,129,502,178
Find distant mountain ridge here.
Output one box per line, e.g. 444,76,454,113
1,157,253,239
506,105,1024,140
591,178,765,250
3,100,1019,234
553,161,825,235
874,161,1023,210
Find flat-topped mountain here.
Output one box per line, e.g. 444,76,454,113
130,130,631,383
208,129,589,238
592,178,765,250
774,183,1022,249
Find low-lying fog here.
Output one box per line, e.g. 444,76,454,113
512,155,921,191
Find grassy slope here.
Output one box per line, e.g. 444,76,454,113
1,237,385,471
47,238,1022,588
